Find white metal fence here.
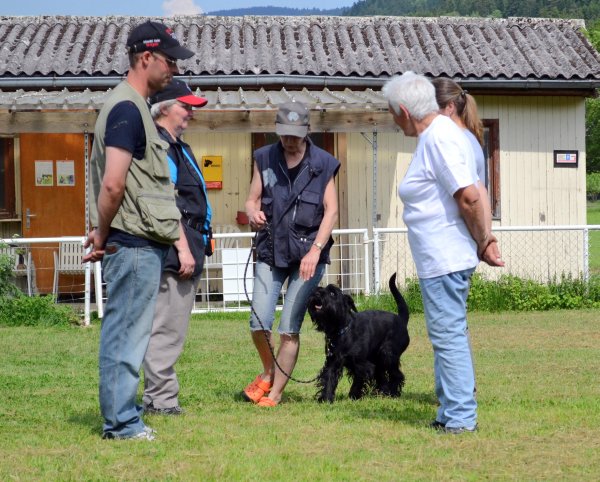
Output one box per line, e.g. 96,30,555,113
191,228,370,313
2,225,600,325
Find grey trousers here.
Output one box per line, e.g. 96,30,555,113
142,271,200,409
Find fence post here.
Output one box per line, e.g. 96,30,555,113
373,229,380,295
363,229,370,295
583,227,589,286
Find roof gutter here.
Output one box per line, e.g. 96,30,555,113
0,75,599,91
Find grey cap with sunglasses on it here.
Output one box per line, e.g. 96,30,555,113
126,20,194,60
275,102,310,138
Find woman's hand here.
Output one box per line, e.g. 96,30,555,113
248,209,267,231
479,237,505,267
300,245,320,281
177,248,195,279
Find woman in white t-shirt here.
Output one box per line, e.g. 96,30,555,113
382,71,503,434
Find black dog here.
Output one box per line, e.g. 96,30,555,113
307,273,410,403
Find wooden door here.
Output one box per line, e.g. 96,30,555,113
20,134,87,293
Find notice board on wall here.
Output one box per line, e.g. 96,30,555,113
201,155,223,189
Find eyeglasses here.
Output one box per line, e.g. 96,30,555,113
177,102,194,112
152,52,178,68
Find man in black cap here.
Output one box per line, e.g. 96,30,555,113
142,79,211,416
84,21,194,441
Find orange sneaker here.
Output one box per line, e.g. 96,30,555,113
257,397,278,407
242,375,272,403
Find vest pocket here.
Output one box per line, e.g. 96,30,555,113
138,192,180,243
293,190,321,228
148,138,171,179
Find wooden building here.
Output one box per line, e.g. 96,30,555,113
1,15,599,290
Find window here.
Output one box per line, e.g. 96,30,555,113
0,138,16,220
482,120,500,219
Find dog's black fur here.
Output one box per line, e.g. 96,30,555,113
307,273,410,403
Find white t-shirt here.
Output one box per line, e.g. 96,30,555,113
464,129,486,184
398,115,479,279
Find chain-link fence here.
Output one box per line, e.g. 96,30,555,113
373,225,600,293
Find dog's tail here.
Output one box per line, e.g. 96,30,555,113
389,273,409,322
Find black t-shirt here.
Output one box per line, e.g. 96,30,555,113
288,158,306,183
104,101,146,160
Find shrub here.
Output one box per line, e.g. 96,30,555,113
0,245,20,298
359,273,600,314
0,294,80,327
587,172,600,199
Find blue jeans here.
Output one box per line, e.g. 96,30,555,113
419,268,477,429
99,243,166,438
250,261,325,334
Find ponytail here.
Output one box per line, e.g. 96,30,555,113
463,94,484,146
432,78,484,146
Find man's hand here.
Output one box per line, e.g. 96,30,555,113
82,229,106,263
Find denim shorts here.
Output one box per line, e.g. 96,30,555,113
250,261,325,335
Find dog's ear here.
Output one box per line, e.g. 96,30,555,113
344,294,358,312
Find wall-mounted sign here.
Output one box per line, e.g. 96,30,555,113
554,150,578,168
35,160,53,186
56,160,75,186
201,155,223,189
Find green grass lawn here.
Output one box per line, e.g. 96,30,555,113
1,310,599,480
588,200,600,275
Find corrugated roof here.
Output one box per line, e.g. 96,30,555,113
0,15,598,81
0,87,387,111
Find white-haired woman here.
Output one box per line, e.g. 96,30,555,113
142,79,211,415
383,71,503,434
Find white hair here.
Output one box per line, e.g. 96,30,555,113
382,71,439,121
150,99,178,119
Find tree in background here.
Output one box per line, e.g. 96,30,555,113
586,20,600,173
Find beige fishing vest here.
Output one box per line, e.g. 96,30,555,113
89,81,180,244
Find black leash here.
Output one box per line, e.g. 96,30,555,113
242,225,319,384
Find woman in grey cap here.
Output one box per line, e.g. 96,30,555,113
243,102,340,407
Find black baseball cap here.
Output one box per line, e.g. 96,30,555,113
149,79,208,107
126,20,194,60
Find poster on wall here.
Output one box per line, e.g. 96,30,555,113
35,160,54,186
56,160,75,186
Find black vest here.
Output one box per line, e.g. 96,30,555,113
253,139,340,268
158,126,210,277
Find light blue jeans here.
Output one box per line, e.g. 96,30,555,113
99,243,166,438
419,267,477,429
250,261,325,334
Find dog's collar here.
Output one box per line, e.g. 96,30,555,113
338,318,352,337
325,319,352,355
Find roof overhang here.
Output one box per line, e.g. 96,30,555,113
0,75,599,95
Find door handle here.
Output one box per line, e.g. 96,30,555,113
25,208,37,229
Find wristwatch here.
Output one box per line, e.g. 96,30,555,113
313,241,323,250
